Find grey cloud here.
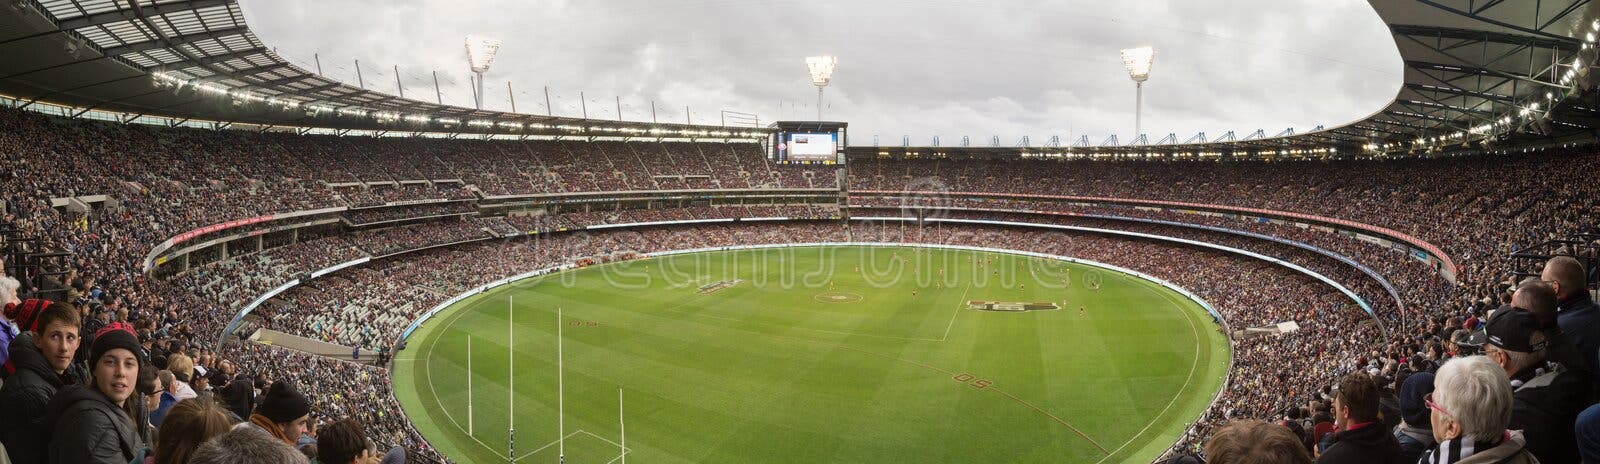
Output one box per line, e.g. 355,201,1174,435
239,0,1400,142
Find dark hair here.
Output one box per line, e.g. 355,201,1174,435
1336,371,1381,423
190,426,305,464
156,398,233,464
35,300,80,334
1203,420,1312,464
317,418,368,464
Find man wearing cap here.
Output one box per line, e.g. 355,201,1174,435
1484,308,1594,464
0,299,82,463
250,380,313,447
43,321,147,464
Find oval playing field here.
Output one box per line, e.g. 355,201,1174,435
392,246,1231,463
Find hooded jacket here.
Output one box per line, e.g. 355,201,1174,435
42,384,144,464
0,332,79,463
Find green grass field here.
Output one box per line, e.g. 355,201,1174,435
392,246,1230,463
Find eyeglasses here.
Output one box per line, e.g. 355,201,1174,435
1424,392,1452,419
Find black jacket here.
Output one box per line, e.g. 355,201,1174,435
0,333,79,464
1556,295,1600,385
1315,421,1404,464
42,384,143,464
1509,363,1593,464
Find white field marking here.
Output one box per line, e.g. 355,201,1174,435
603,449,632,464
1094,283,1204,463
422,297,511,461
513,430,584,461
580,429,632,452
667,275,710,290
660,291,714,313
939,283,973,342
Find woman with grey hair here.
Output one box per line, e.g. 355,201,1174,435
1,275,21,366
1422,355,1538,464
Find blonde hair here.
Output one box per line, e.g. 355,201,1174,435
168,353,194,382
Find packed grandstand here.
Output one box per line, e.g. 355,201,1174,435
4,0,1600,463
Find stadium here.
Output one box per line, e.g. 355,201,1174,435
0,0,1598,463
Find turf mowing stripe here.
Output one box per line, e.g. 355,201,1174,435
423,295,511,461
986,386,1111,454
1095,280,1208,463
831,341,1110,455
396,245,1227,463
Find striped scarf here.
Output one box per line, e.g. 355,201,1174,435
1422,435,1502,464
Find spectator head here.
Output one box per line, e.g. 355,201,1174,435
29,300,80,374
155,398,233,464
1511,281,1559,329
1398,372,1435,428
0,275,19,307
168,353,194,383
1202,420,1312,464
1430,356,1513,444
89,322,144,406
189,426,309,464
1484,309,1546,376
1541,256,1587,302
138,364,160,403
193,370,210,391
159,369,177,394
257,381,313,441
317,418,374,464
5,298,67,334
1334,371,1382,428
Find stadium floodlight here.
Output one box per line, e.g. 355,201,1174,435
806,55,837,120
1120,46,1155,141
465,35,503,110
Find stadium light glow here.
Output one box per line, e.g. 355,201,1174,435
806,55,838,120
465,35,503,74
465,35,503,110
1120,46,1155,140
1120,47,1154,83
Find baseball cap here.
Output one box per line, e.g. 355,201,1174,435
1486,308,1546,353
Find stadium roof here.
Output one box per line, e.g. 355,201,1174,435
0,0,768,139
1,0,1597,156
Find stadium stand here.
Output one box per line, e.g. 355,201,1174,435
7,95,1600,460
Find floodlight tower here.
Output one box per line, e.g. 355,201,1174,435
465,35,503,111
806,56,837,120
1120,46,1155,141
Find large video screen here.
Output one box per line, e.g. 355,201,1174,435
785,133,837,161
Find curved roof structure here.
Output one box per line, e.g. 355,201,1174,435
1,0,1597,156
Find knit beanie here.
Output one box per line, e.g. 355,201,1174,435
257,381,312,424
90,321,143,367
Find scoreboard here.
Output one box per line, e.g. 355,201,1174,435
767,121,847,165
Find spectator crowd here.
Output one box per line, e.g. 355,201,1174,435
3,103,1599,464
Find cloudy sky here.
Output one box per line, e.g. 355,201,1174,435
238,0,1401,144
